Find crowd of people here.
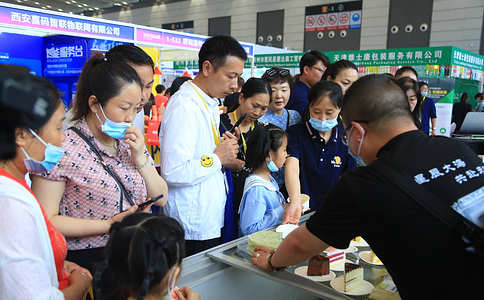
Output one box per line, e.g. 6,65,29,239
1,34,483,300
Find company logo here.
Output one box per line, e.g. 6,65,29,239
331,156,342,167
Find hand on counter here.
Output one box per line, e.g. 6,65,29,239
251,246,271,270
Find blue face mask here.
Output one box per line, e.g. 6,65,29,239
347,124,366,166
309,117,338,133
266,153,279,173
421,91,428,98
21,129,65,173
96,105,132,140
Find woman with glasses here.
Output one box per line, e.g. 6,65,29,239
31,53,168,274
284,81,356,223
259,67,302,187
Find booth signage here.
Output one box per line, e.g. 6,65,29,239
163,32,206,50
173,60,199,70
0,6,134,40
305,1,362,32
136,28,163,44
253,53,304,68
451,48,484,71
44,40,87,76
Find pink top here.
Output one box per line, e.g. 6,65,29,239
35,118,153,250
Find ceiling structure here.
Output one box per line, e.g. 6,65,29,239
0,0,176,15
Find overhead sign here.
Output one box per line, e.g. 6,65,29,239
44,40,87,76
162,21,194,34
305,1,362,32
0,5,134,40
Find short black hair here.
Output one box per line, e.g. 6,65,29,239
241,77,272,101
394,66,418,80
342,75,413,133
106,44,154,72
322,60,357,81
461,92,469,102
155,84,166,94
299,50,330,74
302,80,342,122
475,92,483,99
261,67,295,89
245,124,286,171
418,81,428,89
198,35,247,72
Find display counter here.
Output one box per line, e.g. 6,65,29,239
178,213,392,300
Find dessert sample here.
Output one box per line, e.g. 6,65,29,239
247,231,282,255
326,246,345,270
344,262,363,292
307,254,329,276
370,250,382,264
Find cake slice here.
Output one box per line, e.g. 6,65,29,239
344,262,363,292
326,247,345,270
370,250,382,264
307,254,329,276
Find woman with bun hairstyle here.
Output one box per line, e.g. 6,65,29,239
0,70,92,299
239,124,288,236
94,213,200,300
284,81,356,224
31,52,168,274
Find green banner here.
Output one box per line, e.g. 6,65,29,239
451,48,484,72
173,60,199,70
454,78,480,106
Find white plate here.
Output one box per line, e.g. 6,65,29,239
294,266,336,282
330,259,353,272
323,245,358,254
359,251,384,266
276,224,299,239
350,237,369,247
330,278,374,296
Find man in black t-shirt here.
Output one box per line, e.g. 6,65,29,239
252,75,484,299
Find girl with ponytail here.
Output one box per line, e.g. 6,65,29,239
94,213,200,300
239,124,289,236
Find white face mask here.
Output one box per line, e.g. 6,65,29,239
161,267,177,300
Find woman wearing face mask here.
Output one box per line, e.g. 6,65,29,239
0,72,92,299
397,77,423,131
31,53,169,275
284,81,356,222
220,78,271,240
94,213,200,300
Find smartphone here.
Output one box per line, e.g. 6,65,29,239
137,193,164,209
229,113,247,134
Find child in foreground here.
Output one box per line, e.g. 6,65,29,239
239,124,288,236
94,213,200,300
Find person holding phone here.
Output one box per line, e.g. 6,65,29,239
31,53,168,275
0,70,92,300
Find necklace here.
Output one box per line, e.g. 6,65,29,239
98,140,117,152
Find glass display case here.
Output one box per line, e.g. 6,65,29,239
178,213,395,300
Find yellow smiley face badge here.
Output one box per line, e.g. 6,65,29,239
201,155,213,167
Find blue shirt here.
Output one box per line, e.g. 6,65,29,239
286,122,357,210
420,97,437,134
286,79,310,116
239,174,286,236
258,109,302,185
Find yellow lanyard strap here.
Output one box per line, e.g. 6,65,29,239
188,82,221,146
234,110,254,154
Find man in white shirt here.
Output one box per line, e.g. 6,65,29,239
160,35,246,256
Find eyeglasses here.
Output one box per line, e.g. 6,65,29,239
310,66,326,74
341,120,369,146
265,68,290,77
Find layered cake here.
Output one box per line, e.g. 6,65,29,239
246,231,282,255
344,262,363,292
307,254,329,276
326,247,345,270
370,250,382,264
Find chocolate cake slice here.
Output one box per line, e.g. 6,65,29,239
344,262,363,292
307,254,329,276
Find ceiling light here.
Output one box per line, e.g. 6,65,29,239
94,7,99,10
58,8,62,11
123,1,128,4
41,6,45,8
77,5,82,7
83,3,87,6
113,3,121,6
34,2,39,4
69,11,73,14
46,5,50,7
71,0,76,2
88,7,93,10
66,1,70,3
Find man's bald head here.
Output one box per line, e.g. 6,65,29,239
342,74,414,133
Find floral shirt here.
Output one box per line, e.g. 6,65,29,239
36,118,152,250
